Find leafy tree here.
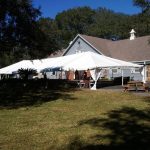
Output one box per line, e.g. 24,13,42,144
37,18,61,56
0,0,41,51
1,2,150,68
87,8,131,39
133,0,150,34
0,0,47,66
55,7,95,47
133,0,150,12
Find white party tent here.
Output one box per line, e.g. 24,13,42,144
38,51,142,90
0,51,143,89
0,52,141,74
0,60,39,74
61,52,142,90
62,52,141,70
38,52,83,71
36,51,141,71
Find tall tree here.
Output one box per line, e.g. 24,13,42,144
55,7,95,47
133,0,150,34
133,0,150,12
38,18,61,56
87,8,131,40
0,0,44,67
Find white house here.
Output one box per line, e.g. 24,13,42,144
50,30,150,81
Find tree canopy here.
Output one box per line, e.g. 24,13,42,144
0,0,150,68
0,0,44,66
0,0,42,51
133,0,150,12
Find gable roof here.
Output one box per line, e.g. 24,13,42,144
107,36,150,61
53,34,150,62
80,34,111,56
48,49,66,58
63,34,110,56
80,34,150,62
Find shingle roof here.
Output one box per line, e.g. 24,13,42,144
80,34,111,56
48,49,65,58
80,34,150,62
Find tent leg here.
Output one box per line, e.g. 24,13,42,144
144,63,146,83
91,81,97,90
121,69,124,86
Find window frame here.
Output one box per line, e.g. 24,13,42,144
112,68,119,74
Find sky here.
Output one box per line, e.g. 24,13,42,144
32,0,141,18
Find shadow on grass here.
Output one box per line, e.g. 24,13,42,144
66,106,150,150
144,96,150,105
0,79,78,109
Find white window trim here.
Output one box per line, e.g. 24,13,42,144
131,68,140,74
112,68,120,74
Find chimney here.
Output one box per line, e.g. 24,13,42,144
130,29,136,40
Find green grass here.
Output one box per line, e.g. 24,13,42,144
0,89,150,150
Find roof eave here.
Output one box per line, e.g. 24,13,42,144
78,34,104,55
63,34,105,56
62,34,80,56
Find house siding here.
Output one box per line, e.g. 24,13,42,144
64,37,100,56
108,69,142,81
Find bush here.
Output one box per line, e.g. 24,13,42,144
18,68,37,80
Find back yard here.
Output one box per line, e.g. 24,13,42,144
0,83,150,150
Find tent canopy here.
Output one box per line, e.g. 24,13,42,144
39,53,82,71
0,60,37,74
0,51,142,74
62,52,141,71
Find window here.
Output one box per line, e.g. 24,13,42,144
112,68,118,74
134,67,140,73
75,40,82,53
112,68,121,74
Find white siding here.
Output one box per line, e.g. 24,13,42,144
64,37,100,55
108,69,142,81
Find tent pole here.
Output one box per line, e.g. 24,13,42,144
60,67,62,79
144,61,146,83
121,69,124,86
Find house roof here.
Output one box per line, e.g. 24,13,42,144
79,34,111,56
48,49,65,58
50,34,150,62
107,36,150,61
80,34,150,62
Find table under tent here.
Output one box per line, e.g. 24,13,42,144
0,52,143,90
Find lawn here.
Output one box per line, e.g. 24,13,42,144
0,87,150,150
